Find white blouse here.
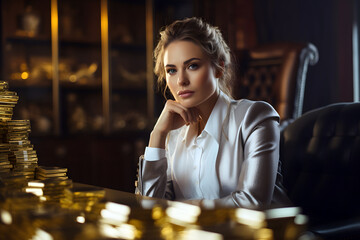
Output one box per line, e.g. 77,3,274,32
136,91,291,209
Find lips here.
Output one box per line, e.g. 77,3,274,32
177,90,194,98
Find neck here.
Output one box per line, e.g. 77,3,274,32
196,90,219,135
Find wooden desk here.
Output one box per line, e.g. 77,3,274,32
0,181,307,239
74,182,168,208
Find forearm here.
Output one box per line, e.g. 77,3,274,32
136,147,172,199
148,130,167,149
136,155,167,198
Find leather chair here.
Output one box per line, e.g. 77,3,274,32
280,102,360,239
232,42,319,125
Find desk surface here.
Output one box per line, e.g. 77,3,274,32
0,182,306,239
74,182,169,208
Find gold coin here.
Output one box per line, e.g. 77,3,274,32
7,120,30,125
37,166,68,174
1,91,17,96
0,81,9,90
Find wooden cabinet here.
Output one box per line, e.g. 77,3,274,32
1,0,53,134
0,0,153,136
0,0,153,191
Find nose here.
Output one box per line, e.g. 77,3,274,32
177,70,190,86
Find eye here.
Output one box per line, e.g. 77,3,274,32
188,63,199,70
166,68,177,75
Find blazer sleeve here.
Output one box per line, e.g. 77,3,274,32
135,147,175,200
214,101,281,209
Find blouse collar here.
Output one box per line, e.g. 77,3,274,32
182,90,231,145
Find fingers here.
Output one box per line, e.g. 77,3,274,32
189,107,200,124
165,100,198,125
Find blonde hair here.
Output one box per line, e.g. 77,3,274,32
154,17,234,98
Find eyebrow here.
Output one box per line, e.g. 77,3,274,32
165,57,201,68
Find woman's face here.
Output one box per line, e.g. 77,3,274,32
163,40,218,109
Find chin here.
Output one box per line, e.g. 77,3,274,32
178,99,197,108
180,102,196,108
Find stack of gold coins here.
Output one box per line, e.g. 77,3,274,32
3,191,40,214
0,174,28,194
7,120,31,142
27,178,73,205
0,144,11,174
0,81,8,92
0,81,18,144
35,166,68,180
7,120,38,180
0,121,7,143
61,186,106,214
0,81,18,123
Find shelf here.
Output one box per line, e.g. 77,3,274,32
9,80,52,88
5,36,51,45
59,39,101,48
111,43,146,53
5,36,102,49
110,0,146,5
8,81,147,93
60,81,102,90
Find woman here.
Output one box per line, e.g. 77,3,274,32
135,17,290,209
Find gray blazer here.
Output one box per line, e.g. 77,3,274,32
136,91,291,209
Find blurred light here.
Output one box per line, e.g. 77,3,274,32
201,199,216,209
169,201,201,215
69,75,77,82
235,208,265,229
26,188,43,196
265,207,301,219
99,223,135,240
254,228,273,240
181,229,223,240
140,199,156,209
31,228,53,240
105,202,131,215
100,209,128,225
166,207,197,223
152,206,164,220
89,63,98,73
0,210,12,225
76,216,86,224
294,214,308,225
28,181,45,188
115,224,136,239
166,202,201,224
21,72,29,80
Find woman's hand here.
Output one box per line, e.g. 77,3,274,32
149,100,199,148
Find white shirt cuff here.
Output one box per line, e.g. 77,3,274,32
144,147,166,161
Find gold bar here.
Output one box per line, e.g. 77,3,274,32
101,0,111,134
51,0,60,135
146,0,154,125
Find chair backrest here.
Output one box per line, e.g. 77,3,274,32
280,102,360,226
232,42,318,122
